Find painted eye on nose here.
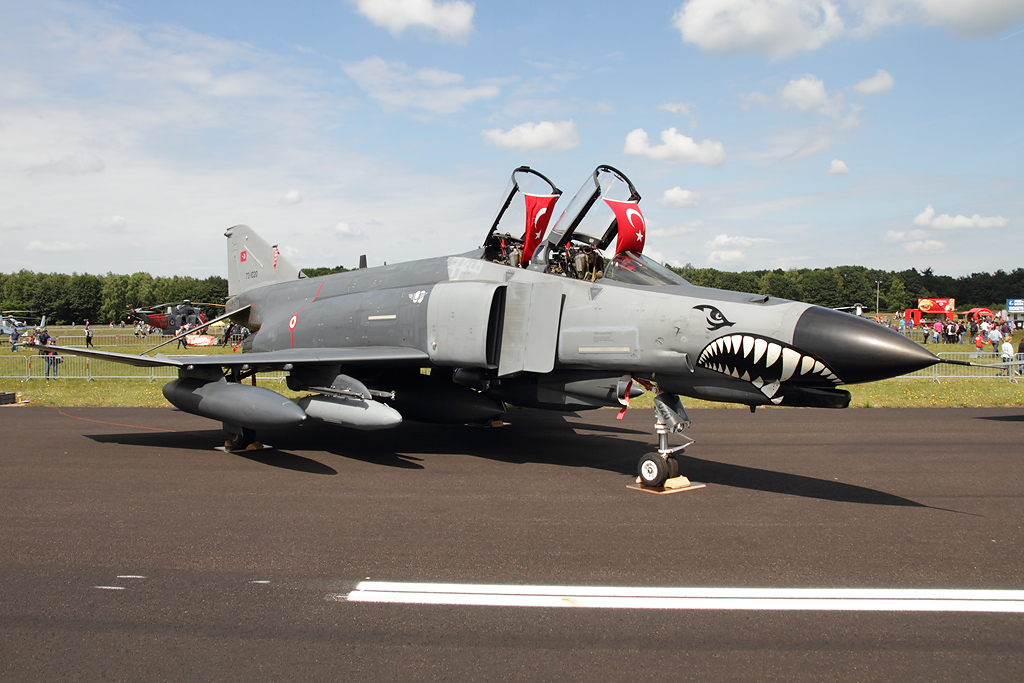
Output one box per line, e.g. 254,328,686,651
693,305,735,331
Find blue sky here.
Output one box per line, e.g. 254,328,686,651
2,0,1022,277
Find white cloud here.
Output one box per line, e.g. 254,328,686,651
882,227,944,254
281,190,303,205
707,234,775,249
913,205,1009,229
853,68,894,94
348,0,475,41
29,152,106,175
26,239,90,253
481,120,580,150
660,187,701,207
759,128,837,161
828,159,849,174
708,249,746,264
904,239,947,254
673,0,845,60
706,234,775,264
96,215,127,233
883,228,930,243
651,220,704,237
344,57,499,114
673,0,1024,59
908,0,1024,38
624,127,726,165
780,75,830,112
748,75,846,117
333,222,366,238
659,102,699,128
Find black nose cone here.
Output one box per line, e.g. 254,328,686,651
793,306,939,384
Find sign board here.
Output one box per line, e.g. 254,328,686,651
917,298,955,314
1007,299,1024,313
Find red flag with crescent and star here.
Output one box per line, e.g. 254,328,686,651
603,198,646,255
521,193,559,263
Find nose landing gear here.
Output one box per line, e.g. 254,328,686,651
637,392,694,488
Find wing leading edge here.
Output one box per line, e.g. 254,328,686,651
32,344,429,371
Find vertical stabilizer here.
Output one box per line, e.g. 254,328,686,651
225,225,304,296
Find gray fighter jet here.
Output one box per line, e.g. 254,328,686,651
39,165,946,486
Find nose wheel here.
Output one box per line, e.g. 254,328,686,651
636,393,694,488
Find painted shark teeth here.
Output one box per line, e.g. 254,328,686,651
697,333,841,401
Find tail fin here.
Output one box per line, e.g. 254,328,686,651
225,225,304,296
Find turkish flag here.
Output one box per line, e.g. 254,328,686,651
240,250,247,263
604,198,645,255
521,193,559,263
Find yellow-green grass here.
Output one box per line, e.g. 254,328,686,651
2,335,1021,409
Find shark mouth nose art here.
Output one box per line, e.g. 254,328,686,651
697,334,840,403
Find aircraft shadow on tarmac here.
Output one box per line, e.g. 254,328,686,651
675,456,926,507
87,410,926,507
86,430,339,475
978,413,1024,423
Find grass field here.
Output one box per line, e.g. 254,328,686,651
2,374,1020,410
2,329,1021,409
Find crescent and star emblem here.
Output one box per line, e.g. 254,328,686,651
534,207,548,239
627,208,644,242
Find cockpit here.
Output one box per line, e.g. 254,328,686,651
481,165,687,287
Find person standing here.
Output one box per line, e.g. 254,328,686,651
84,320,94,348
10,328,18,352
999,336,1015,376
989,326,1003,358
38,330,57,379
176,323,190,350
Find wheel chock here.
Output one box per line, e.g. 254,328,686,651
628,475,706,495
215,443,275,453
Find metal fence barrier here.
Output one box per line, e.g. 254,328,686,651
0,353,285,382
888,352,1020,383
48,332,244,347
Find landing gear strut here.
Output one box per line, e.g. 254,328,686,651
637,392,694,488
225,426,256,451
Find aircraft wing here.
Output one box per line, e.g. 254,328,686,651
33,343,429,371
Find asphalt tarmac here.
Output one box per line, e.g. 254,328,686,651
1,404,1022,681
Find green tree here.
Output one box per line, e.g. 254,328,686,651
100,273,129,323
758,270,804,301
68,273,102,323
884,277,908,311
799,269,843,308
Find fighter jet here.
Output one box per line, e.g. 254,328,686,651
38,165,947,486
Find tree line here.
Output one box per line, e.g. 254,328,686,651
2,264,1021,326
670,264,1024,313
0,271,229,325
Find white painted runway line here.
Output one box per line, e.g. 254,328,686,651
339,582,1024,613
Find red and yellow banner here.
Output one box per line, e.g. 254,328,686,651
917,298,955,314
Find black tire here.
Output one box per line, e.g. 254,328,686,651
667,457,680,480
638,454,668,488
227,427,256,451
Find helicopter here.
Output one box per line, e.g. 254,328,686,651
125,300,223,336
2,311,46,336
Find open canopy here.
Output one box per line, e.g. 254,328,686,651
530,165,643,263
482,166,561,266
